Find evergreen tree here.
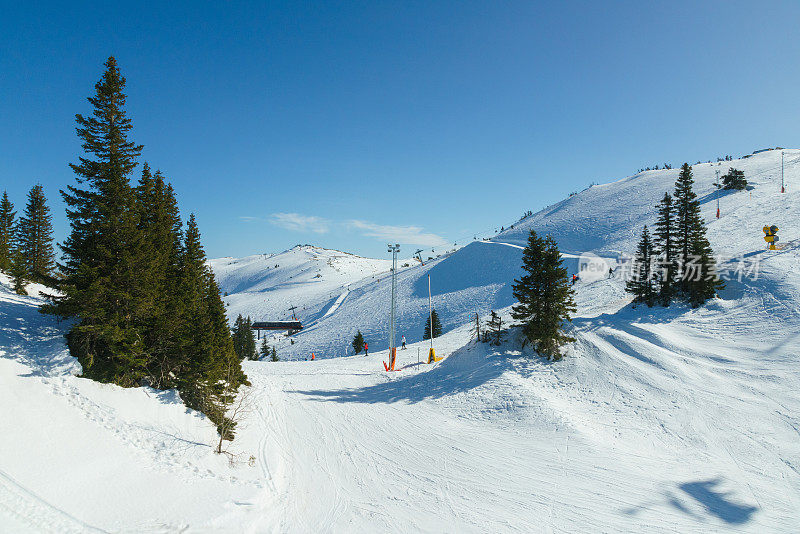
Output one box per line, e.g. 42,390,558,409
470,313,484,342
0,191,16,272
685,233,723,307
232,314,247,359
487,311,504,345
271,346,279,362
176,214,247,439
45,56,151,385
721,168,747,190
673,163,723,306
41,57,248,443
352,330,364,354
625,226,657,307
10,247,27,295
652,192,678,305
136,165,184,386
245,317,257,360
259,338,270,361
232,315,257,361
17,184,55,284
423,309,442,340
511,230,576,360
674,164,700,273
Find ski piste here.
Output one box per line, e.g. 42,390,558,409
2,148,799,531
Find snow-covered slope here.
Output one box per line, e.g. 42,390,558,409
3,148,800,532
0,275,265,532
499,148,800,256
210,245,393,327
246,149,800,360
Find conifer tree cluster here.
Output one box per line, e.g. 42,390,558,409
423,309,442,340
627,164,723,308
721,168,747,190
0,186,56,292
511,230,576,360
42,57,247,442
352,330,364,354
232,315,257,360
258,338,279,361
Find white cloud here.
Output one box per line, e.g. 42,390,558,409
345,220,448,247
239,216,261,222
269,213,330,234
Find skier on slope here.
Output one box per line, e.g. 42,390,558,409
364,342,368,356
401,335,406,349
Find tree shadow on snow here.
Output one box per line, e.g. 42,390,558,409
622,477,757,526
697,188,739,206
0,292,78,377
678,478,758,524
290,342,527,404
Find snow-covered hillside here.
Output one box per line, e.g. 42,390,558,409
500,148,800,256
222,149,800,361
210,245,394,327
2,148,800,532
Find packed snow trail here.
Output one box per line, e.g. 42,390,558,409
221,297,797,532
4,271,797,531
318,290,350,322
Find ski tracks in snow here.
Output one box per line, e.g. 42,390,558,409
0,470,106,533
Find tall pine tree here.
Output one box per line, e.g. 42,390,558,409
652,193,678,306
45,56,151,385
673,163,723,306
136,165,185,387
17,184,55,284
42,57,248,443
0,191,16,272
625,226,657,307
176,214,247,439
674,164,700,274
511,230,576,360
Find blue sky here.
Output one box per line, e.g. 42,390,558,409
2,1,799,259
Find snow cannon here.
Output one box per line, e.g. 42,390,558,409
763,225,779,250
